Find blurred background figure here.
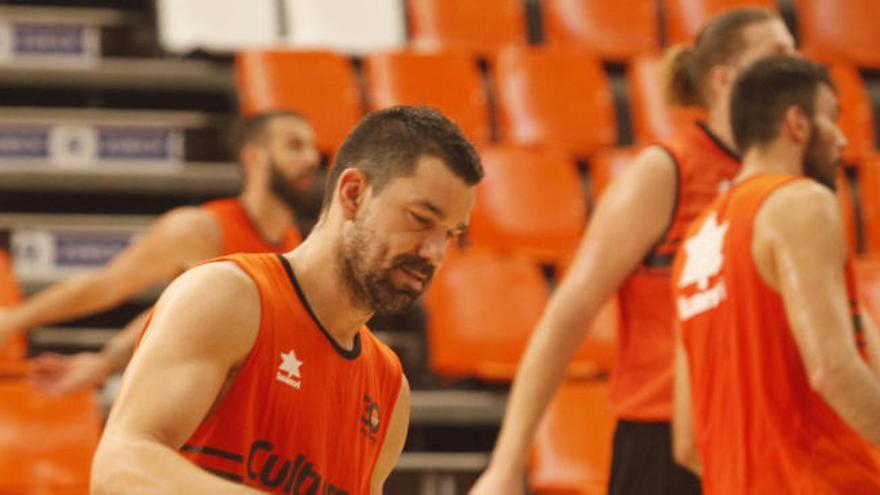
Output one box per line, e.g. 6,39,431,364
16,110,319,394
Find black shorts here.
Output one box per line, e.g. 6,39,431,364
608,420,702,495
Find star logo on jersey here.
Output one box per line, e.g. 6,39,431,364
678,212,729,290
276,349,303,390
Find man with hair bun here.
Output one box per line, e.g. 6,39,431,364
471,8,795,495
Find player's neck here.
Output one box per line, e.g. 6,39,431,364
736,142,803,183
705,105,738,153
283,233,371,351
238,188,296,244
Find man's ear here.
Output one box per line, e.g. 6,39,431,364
707,64,736,101
336,168,369,220
782,105,811,144
239,144,271,185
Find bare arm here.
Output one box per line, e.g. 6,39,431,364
30,310,150,395
99,309,150,373
756,182,880,448
90,262,263,493
371,376,411,494
672,324,701,475
470,147,678,493
0,207,220,340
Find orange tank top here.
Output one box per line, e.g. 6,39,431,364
180,253,403,494
0,249,25,361
673,174,880,494
202,198,302,255
611,123,740,420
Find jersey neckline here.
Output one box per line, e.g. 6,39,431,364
696,121,741,162
276,254,362,360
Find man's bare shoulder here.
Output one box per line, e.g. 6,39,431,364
155,205,220,239
140,260,261,359
759,179,840,234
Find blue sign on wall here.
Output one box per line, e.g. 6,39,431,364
53,232,133,268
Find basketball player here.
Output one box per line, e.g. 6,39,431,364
1,111,319,394
90,106,483,493
471,9,795,495
673,56,880,494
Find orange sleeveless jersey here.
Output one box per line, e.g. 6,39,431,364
611,123,740,420
202,198,302,255
179,253,403,494
0,249,25,361
673,174,880,494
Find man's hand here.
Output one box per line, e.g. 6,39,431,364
30,352,112,395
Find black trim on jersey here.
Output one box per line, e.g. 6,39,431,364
641,144,681,268
277,254,362,360
852,312,864,334
181,444,244,463
205,467,244,483
642,252,676,268
697,121,740,162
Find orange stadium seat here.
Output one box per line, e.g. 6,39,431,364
362,50,492,143
236,50,362,153
407,0,527,57
0,376,101,494
0,249,25,361
426,249,610,381
468,146,587,263
425,249,550,381
588,147,639,202
664,0,777,44
627,54,706,144
542,0,659,61
494,47,616,156
796,0,880,68
827,64,876,166
860,155,880,255
531,379,615,495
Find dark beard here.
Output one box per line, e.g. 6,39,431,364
269,159,313,213
338,221,435,314
803,124,837,191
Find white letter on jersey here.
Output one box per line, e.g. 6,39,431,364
677,212,730,320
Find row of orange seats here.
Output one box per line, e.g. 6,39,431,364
236,47,877,164
426,164,878,383
408,0,880,69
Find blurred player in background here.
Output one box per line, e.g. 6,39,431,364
90,106,482,493
0,110,319,394
471,8,795,495
673,55,880,495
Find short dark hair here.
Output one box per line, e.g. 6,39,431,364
321,106,483,211
730,56,835,152
228,110,307,159
664,7,780,107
